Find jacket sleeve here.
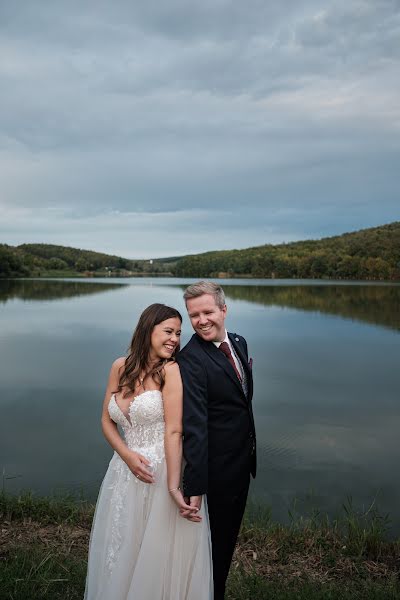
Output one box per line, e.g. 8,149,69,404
177,351,208,496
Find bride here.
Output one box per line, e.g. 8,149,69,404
84,304,213,600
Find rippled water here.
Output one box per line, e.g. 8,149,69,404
1,278,399,528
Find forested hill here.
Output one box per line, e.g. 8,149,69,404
173,222,400,280
1,222,399,280
0,243,156,278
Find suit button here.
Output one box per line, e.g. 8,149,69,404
249,431,253,439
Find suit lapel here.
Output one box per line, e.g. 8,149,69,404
228,334,248,376
197,335,244,395
229,333,253,401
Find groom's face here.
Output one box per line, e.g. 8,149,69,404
186,293,227,342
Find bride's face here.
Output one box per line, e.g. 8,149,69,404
149,317,181,362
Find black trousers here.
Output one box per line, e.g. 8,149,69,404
207,478,250,600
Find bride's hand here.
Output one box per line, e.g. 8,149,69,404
124,450,155,484
169,489,202,521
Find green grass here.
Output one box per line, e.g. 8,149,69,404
227,572,400,600
0,492,91,599
1,492,400,600
0,545,86,600
0,490,94,526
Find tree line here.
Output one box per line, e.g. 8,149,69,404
174,222,400,280
0,243,167,278
1,222,399,280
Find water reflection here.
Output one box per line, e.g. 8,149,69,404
0,279,126,303
1,279,399,333
0,278,399,531
175,283,400,332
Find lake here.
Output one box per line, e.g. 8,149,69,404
1,277,399,530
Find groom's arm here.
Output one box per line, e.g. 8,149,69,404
177,350,208,497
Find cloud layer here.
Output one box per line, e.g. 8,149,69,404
1,0,399,257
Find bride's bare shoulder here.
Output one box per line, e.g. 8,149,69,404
164,360,181,383
164,360,180,373
163,361,182,398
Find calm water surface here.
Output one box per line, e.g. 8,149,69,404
1,278,399,529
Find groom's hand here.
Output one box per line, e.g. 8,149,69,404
190,495,202,511
180,495,202,522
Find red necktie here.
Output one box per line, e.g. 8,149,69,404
219,342,242,381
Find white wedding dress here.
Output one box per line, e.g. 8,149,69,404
84,390,213,600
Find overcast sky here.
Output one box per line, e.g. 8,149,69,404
1,1,399,258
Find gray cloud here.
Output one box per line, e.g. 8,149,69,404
0,0,399,257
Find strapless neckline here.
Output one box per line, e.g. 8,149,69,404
111,390,162,425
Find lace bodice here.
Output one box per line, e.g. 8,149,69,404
108,389,165,467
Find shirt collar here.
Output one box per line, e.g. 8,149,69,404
213,330,229,348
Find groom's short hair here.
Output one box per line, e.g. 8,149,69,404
183,281,226,309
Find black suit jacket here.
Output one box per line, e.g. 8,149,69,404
177,332,257,497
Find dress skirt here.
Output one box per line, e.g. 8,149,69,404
84,453,213,600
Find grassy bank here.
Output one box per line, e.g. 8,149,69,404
1,492,399,599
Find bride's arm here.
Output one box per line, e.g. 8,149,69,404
101,357,154,484
163,362,201,519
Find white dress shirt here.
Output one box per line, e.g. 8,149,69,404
213,330,244,380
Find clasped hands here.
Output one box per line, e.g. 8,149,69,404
177,494,202,523
168,490,202,522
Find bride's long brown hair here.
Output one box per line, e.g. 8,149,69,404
117,303,182,397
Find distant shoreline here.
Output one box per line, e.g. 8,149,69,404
2,221,400,281
2,271,400,283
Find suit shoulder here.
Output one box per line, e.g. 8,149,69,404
229,332,249,355
176,335,200,360
176,337,207,379
229,332,247,344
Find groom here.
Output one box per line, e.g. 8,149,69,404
177,281,257,600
